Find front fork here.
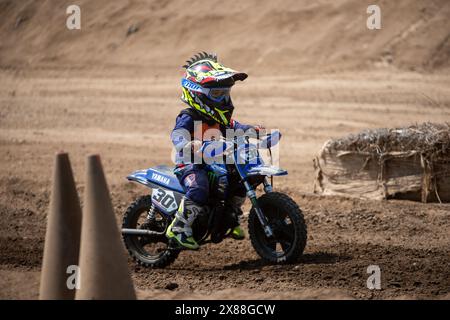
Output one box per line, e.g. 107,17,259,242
244,178,274,237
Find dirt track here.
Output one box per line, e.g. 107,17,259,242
0,67,449,299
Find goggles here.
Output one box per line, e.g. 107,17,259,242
182,78,231,102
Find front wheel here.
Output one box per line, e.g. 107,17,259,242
248,192,307,264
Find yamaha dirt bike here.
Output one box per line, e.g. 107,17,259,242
121,131,307,267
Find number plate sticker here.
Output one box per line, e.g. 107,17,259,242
152,188,178,212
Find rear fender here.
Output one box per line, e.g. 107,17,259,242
127,169,153,188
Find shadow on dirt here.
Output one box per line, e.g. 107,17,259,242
221,251,351,271
299,251,352,264
223,259,269,270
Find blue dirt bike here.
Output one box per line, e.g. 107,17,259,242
121,131,307,267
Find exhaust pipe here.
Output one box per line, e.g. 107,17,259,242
121,228,164,236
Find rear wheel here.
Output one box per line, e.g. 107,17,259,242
122,195,179,268
248,192,307,264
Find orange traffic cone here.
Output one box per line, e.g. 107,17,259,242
75,155,136,300
40,152,82,300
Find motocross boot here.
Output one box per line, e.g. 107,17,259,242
227,196,246,240
166,198,202,250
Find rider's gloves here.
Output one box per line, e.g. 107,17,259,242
185,140,202,154
252,125,266,139
253,125,265,132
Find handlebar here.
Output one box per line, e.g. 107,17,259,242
200,130,282,158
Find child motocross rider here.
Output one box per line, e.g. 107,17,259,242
166,52,264,250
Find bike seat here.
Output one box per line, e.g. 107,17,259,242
145,165,185,193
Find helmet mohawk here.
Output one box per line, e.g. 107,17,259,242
182,51,217,68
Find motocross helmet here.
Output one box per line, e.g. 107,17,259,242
181,52,248,126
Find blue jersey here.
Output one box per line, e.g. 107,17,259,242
171,110,254,164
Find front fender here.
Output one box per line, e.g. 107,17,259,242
246,165,287,177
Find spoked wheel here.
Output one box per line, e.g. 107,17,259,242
248,192,307,264
122,195,179,268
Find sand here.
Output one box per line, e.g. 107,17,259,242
0,0,449,300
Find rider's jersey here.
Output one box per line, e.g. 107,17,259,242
171,108,253,164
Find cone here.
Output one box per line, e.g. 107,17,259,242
75,154,136,300
40,152,82,300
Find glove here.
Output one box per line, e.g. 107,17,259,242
185,140,203,153
253,125,265,132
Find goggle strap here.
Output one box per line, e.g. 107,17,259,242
181,79,209,95
182,79,230,102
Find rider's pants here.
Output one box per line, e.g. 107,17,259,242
175,164,210,205
175,164,246,205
